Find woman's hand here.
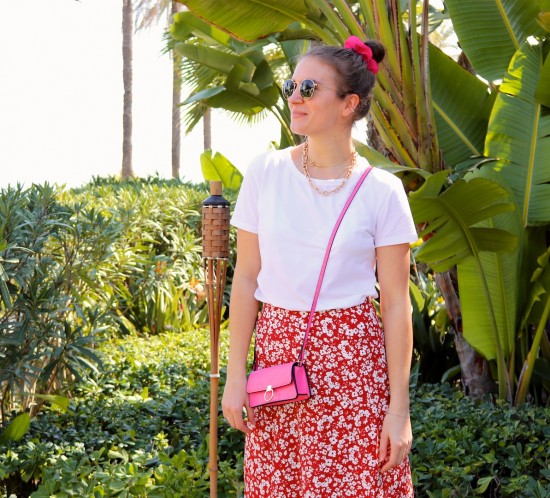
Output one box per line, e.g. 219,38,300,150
378,411,412,472
222,375,256,434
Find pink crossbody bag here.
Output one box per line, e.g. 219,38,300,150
246,166,373,408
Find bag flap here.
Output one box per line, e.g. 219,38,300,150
246,362,296,393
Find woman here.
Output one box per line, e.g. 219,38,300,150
222,36,417,497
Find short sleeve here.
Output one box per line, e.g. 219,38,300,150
230,153,267,234
373,174,418,247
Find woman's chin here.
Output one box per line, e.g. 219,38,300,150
290,123,308,136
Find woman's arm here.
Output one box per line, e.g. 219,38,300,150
376,242,413,472
222,229,261,433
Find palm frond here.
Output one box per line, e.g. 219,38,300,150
134,0,172,31
222,108,272,127
181,101,205,134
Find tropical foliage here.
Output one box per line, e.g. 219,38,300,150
0,328,244,497
1,175,548,495
0,179,227,428
172,0,550,404
1,326,549,496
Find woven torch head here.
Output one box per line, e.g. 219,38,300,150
202,181,230,259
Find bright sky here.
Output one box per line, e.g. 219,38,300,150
0,0,279,188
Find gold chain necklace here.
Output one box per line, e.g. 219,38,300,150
310,155,351,170
302,141,356,196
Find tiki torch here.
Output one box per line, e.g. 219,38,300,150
201,180,230,498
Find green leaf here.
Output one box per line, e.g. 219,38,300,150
475,476,494,494
354,141,429,179
178,0,323,43
183,86,226,105
176,42,280,114
0,264,12,309
429,44,496,167
520,245,550,330
175,44,256,81
456,166,522,366
200,150,244,190
485,42,550,226
445,0,544,81
33,394,70,411
0,412,31,443
410,172,518,272
535,51,550,107
171,11,233,47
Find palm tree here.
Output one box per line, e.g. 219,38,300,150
170,1,183,177
135,1,181,177
203,107,211,150
121,0,134,179
169,13,299,147
135,1,212,179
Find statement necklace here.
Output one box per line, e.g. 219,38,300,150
302,140,356,196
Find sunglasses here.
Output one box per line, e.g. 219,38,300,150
282,79,320,100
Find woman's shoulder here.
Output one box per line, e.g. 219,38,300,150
356,164,405,201
367,164,403,187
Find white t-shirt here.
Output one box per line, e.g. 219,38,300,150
231,147,418,311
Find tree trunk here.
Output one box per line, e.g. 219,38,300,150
171,1,182,179
121,0,134,179
366,114,386,157
203,107,212,151
435,271,496,398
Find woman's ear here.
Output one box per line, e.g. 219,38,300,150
343,93,360,118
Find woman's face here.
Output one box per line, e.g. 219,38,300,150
287,56,351,137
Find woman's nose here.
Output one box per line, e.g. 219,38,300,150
287,85,303,103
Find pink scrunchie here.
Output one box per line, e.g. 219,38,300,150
344,35,379,74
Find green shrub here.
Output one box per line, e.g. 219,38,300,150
411,383,550,497
1,179,236,424
2,329,549,497
0,329,243,497
0,183,118,420
60,176,227,335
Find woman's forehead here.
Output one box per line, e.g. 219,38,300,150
292,56,336,81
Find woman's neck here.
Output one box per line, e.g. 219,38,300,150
305,135,355,169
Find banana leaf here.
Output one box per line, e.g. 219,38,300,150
410,170,517,272
428,44,496,168
175,44,256,80
177,0,336,43
444,0,544,82
410,168,518,399
200,150,244,190
536,53,550,108
451,43,550,400
176,0,442,171
176,43,281,114
171,11,233,47
485,42,550,227
456,167,522,364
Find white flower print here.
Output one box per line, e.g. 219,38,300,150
244,300,413,497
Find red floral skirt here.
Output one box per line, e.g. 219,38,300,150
244,300,413,497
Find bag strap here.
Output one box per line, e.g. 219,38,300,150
298,165,373,364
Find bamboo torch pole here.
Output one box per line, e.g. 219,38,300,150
201,181,230,498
